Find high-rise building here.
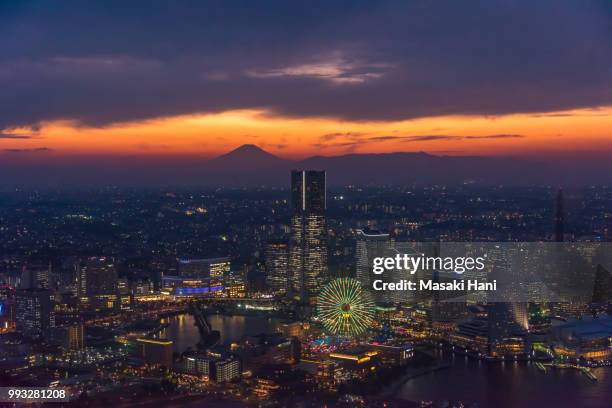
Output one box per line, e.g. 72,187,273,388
66,323,85,350
265,241,289,296
214,357,241,382
20,262,51,289
49,322,85,350
486,245,528,354
184,354,213,377
184,353,241,382
356,230,394,295
224,271,246,298
289,170,328,302
78,257,118,310
15,288,55,338
554,188,565,242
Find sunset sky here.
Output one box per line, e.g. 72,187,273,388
1,0,611,161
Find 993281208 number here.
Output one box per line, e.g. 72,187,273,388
1,387,70,402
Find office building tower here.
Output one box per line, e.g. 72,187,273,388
78,257,118,310
65,323,85,350
184,354,212,377
214,357,241,382
184,353,241,382
15,288,55,338
289,170,328,302
224,271,246,298
49,322,85,350
20,262,51,289
179,257,230,280
265,241,289,296
356,229,395,302
554,188,565,242
486,245,528,355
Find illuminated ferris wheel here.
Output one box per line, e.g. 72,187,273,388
317,278,375,337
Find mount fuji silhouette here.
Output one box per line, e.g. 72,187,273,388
200,144,553,186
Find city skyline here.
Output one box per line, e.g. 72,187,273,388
1,174,611,407
1,1,611,406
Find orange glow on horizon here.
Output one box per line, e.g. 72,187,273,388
2,107,612,159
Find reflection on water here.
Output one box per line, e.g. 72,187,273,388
388,350,611,408
158,314,282,353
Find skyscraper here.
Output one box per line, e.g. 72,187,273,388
15,288,55,338
289,170,328,302
78,257,118,310
486,245,528,354
265,241,289,296
20,262,51,289
356,229,395,302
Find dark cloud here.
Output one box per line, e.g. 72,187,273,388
2,147,52,153
367,135,403,141
314,134,526,148
401,135,458,142
400,134,524,142
0,133,35,139
463,134,524,140
372,134,507,142
320,132,368,141
0,0,610,128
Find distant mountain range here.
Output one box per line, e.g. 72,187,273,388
1,143,610,188
201,144,554,186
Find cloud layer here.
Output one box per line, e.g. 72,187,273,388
1,0,611,129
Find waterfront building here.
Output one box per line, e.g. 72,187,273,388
449,318,489,355
136,337,174,367
184,354,213,377
214,357,241,382
487,245,529,352
184,352,241,382
161,275,224,298
549,314,612,361
364,343,414,366
329,348,379,368
179,257,230,280
491,335,526,358
225,271,246,298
